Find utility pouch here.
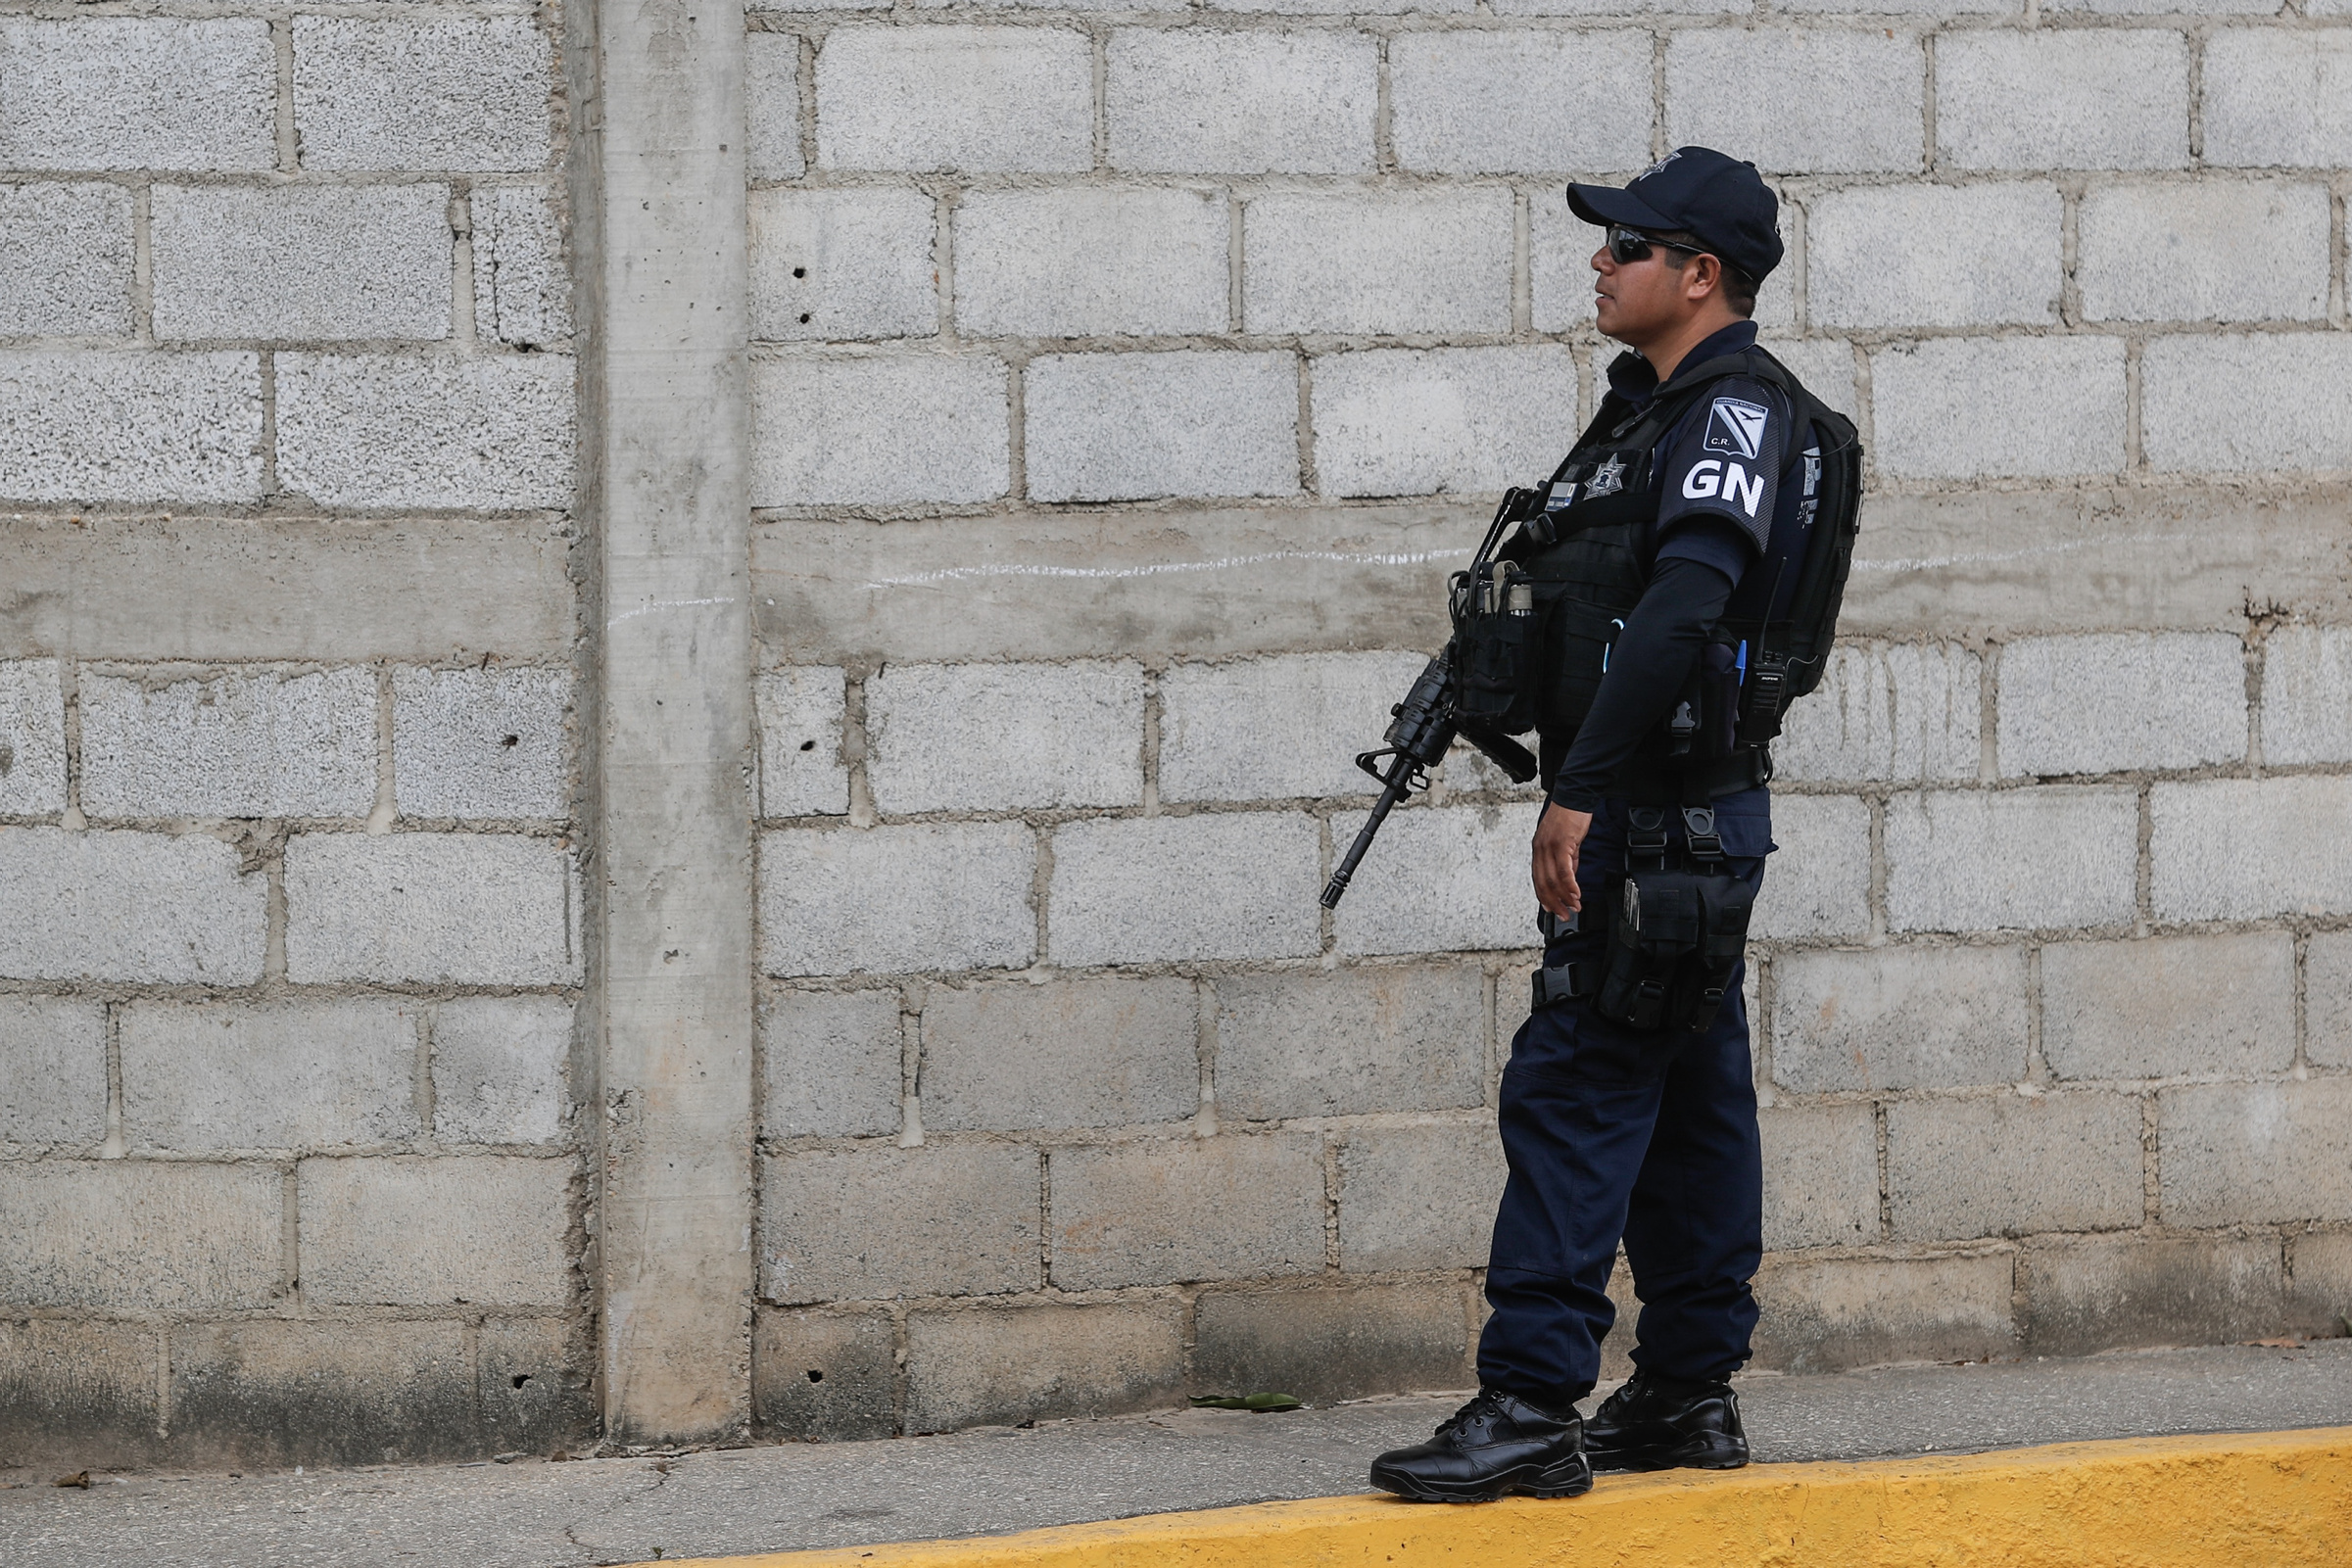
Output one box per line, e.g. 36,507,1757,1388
1596,808,1758,1035
1450,559,1538,734
1597,871,1705,1032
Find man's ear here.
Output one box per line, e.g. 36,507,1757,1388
1682,254,1724,305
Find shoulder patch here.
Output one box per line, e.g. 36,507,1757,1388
1704,396,1770,461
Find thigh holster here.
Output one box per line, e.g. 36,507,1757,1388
1593,807,1755,1034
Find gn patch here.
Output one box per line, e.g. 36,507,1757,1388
1704,397,1770,461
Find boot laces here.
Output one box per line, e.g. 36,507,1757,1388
1434,1387,1511,1439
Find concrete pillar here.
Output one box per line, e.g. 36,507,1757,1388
573,0,756,1441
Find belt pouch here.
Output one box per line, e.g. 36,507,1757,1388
1680,876,1757,1032
1596,871,1704,1032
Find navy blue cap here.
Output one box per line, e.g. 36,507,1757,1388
1567,147,1784,282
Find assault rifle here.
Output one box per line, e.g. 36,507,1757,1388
1320,649,1540,910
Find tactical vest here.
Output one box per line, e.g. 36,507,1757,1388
1451,344,1862,797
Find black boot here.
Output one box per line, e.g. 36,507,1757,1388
1368,1387,1592,1503
1583,1369,1749,1472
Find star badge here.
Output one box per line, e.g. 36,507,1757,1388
1584,455,1626,499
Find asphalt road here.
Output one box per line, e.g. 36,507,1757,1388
8,1340,2351,1567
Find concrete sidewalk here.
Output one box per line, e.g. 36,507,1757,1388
8,1341,2352,1568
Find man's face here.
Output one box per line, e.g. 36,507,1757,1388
1590,236,1689,345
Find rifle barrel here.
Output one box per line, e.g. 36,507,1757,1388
1320,764,1414,909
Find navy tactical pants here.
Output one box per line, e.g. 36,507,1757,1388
1477,787,1772,1408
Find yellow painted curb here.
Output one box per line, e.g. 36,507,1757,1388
629,1426,2352,1568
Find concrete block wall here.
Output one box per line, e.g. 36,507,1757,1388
0,0,588,1471
11,0,2352,1469
743,0,2352,1439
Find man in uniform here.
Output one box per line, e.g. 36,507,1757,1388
1370,148,1828,1503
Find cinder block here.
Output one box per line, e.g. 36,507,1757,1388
2150,777,2352,923
866,659,1141,812
1047,813,1320,967
0,183,133,336
2305,931,2352,1070
1390,30,1650,174
283,832,579,984
921,975,1198,1132
2262,626,2352,766
1336,1119,1504,1271
1667,28,1924,174
1870,337,2125,480
816,26,1091,172
762,1142,1041,1303
1806,183,2060,329
2040,933,2294,1082
1329,803,1531,957
745,32,806,182
168,1319,474,1470
293,18,553,172
748,352,1008,506
275,352,575,510
759,822,1034,976
1107,29,1375,174
1311,346,1579,499
2286,1231,2352,1338
151,185,451,343
2142,334,2352,474
1194,1282,1472,1402
1997,632,2247,777
1773,643,1982,784
477,1316,594,1456
1888,1093,2144,1241
0,350,261,504
0,997,107,1147
761,987,903,1139
473,186,571,348
2202,31,2352,168
1760,1104,1878,1252
1751,792,1872,940
747,188,936,343
1937,30,2187,170
2160,1079,2352,1226
0,19,274,172
0,828,265,983
2022,1231,2284,1357
0,1161,282,1310
906,1302,1184,1432
1752,1252,2016,1373
0,1320,164,1472
79,667,379,820
1028,352,1299,503
120,999,421,1152
754,1307,896,1441
1770,945,2028,1093
0,659,69,815
1760,338,1854,417
1157,650,1426,803
1885,786,2139,933
1243,189,1512,335
756,666,849,818
432,995,572,1145
393,665,571,820
955,187,1227,339
1050,1133,1325,1290
1216,965,1486,1121
2078,181,2328,324
299,1154,571,1306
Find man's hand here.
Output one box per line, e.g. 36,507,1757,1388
1532,801,1594,920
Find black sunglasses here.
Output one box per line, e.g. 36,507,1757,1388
1606,225,1708,265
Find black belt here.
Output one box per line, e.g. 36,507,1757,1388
1607,746,1771,806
